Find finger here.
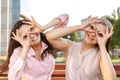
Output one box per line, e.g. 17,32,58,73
20,14,30,20
27,31,39,34
11,37,16,40
109,27,114,35
16,29,20,38
105,26,109,34
93,19,102,23
84,29,96,33
97,32,105,37
11,37,17,41
95,31,99,40
28,31,30,42
31,16,37,26
20,14,26,19
87,15,91,19
84,24,96,31
91,16,98,20
107,31,114,38
91,19,102,24
110,27,113,32
31,16,36,22
22,21,32,25
89,16,98,23
31,16,41,27
12,32,17,38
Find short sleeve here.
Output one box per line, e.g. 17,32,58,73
56,14,69,23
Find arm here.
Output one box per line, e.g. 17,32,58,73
43,18,62,30
96,27,116,80
43,14,69,30
46,16,101,53
99,45,116,80
21,14,69,33
46,25,83,53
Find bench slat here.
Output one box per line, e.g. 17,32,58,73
52,77,65,80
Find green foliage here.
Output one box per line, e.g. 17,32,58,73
113,17,120,49
63,32,80,42
106,7,120,49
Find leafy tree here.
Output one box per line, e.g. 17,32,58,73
113,16,120,49
106,7,120,49
63,32,80,42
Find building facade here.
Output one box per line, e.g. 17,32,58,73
0,0,20,56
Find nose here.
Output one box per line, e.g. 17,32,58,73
89,32,96,37
30,34,34,39
30,34,34,37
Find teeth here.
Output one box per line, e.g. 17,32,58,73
31,34,38,41
31,34,34,37
33,36,38,41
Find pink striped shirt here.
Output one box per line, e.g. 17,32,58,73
8,42,55,80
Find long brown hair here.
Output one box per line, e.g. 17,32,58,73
1,20,53,72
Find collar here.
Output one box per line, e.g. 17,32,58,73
27,41,48,57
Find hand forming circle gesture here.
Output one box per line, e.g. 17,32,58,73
11,29,30,49
80,16,102,32
96,26,113,46
20,14,44,33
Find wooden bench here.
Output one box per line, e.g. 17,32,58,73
52,64,65,80
113,64,120,77
0,64,120,80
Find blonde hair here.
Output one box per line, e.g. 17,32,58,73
99,17,113,30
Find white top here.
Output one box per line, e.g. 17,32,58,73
66,42,103,80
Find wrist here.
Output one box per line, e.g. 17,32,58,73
99,44,106,50
43,18,61,29
73,25,83,31
79,25,84,31
23,46,29,51
99,43,105,47
20,47,29,60
42,24,52,31
41,26,46,32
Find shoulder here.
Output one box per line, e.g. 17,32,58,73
46,53,55,65
12,47,22,57
91,47,101,59
69,41,82,49
46,53,55,61
9,47,22,62
67,41,82,55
